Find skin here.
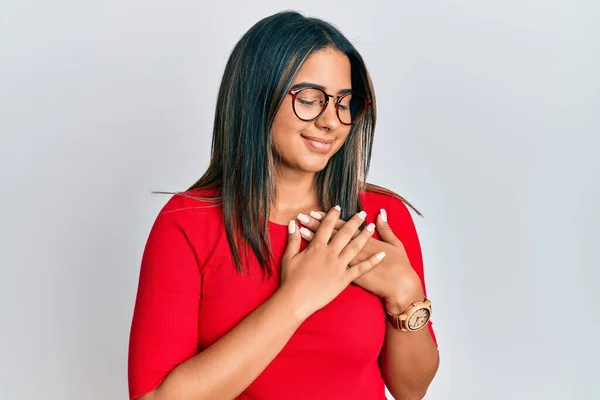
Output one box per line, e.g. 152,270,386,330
270,48,352,225
271,47,440,399
140,48,437,400
295,210,440,399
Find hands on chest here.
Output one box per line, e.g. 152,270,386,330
294,208,425,314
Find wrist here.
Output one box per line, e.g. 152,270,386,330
384,287,425,315
274,284,312,323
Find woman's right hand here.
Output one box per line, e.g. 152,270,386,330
279,205,386,319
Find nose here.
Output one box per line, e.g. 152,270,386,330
314,98,341,132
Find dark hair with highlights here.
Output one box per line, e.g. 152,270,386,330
177,11,419,276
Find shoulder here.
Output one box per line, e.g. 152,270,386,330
147,186,225,249
359,183,420,219
156,186,223,224
143,187,224,269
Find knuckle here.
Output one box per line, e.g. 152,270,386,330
338,225,355,236
379,224,392,232
309,221,321,230
311,242,325,251
347,241,361,254
320,219,335,229
357,263,367,275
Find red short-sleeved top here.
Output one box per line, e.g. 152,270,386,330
128,188,436,400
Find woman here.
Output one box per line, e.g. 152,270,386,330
128,10,439,400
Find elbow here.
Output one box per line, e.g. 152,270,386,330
389,385,433,400
388,388,428,400
389,354,440,400
136,391,156,400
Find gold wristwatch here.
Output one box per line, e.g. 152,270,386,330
384,298,432,332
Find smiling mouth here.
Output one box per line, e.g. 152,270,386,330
301,135,334,153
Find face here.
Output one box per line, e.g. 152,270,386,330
271,48,353,173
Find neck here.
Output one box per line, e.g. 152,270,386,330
270,166,320,224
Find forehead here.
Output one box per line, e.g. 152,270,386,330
293,48,352,91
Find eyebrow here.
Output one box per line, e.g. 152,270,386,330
291,82,353,95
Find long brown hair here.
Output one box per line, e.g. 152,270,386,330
169,11,420,276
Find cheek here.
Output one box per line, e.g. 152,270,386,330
272,102,305,147
333,128,352,149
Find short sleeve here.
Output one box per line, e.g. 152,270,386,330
386,197,438,347
128,208,201,399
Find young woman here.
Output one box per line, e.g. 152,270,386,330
128,10,439,400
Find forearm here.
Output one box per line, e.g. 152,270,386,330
380,324,439,400
148,288,305,400
380,298,439,400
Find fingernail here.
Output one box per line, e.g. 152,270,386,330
299,227,312,237
380,209,387,222
357,211,367,220
309,211,322,220
288,220,296,234
334,205,341,212
376,251,386,260
297,213,310,224
366,223,375,232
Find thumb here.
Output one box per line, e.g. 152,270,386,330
376,208,401,246
283,220,301,261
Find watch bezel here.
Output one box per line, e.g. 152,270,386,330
385,298,432,332
405,306,431,331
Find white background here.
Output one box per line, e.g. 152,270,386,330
1,1,599,399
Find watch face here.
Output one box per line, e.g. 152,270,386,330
407,308,430,330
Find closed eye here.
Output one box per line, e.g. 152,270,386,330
297,98,320,106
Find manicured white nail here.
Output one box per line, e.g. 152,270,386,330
357,211,367,220
309,211,322,220
299,227,313,237
288,220,296,234
380,209,387,222
334,205,341,212
297,213,310,224
366,223,375,232
376,251,387,260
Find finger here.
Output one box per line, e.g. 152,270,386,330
309,210,325,221
298,226,314,241
376,208,401,246
328,210,368,253
282,220,301,261
311,205,341,245
345,251,386,283
320,211,358,238
338,221,375,262
296,212,321,232
297,211,345,234
299,226,315,242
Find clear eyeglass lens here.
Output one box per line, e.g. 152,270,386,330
338,94,366,125
294,88,327,120
293,88,367,124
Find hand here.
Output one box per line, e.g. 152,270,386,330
296,208,424,313
279,206,387,320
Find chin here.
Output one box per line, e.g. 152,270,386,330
299,159,330,173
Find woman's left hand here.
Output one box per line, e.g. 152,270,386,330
297,209,425,313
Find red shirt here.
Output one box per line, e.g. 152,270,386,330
128,188,436,400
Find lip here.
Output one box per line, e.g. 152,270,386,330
301,135,334,153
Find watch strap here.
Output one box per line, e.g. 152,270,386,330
384,298,431,331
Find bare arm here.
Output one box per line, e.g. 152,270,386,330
379,297,439,400
144,286,304,400
296,202,440,399
135,208,384,400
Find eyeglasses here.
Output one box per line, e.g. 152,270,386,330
287,87,372,126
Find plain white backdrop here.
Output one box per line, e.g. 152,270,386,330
1,1,599,399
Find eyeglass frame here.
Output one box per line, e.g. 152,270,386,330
287,87,372,126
